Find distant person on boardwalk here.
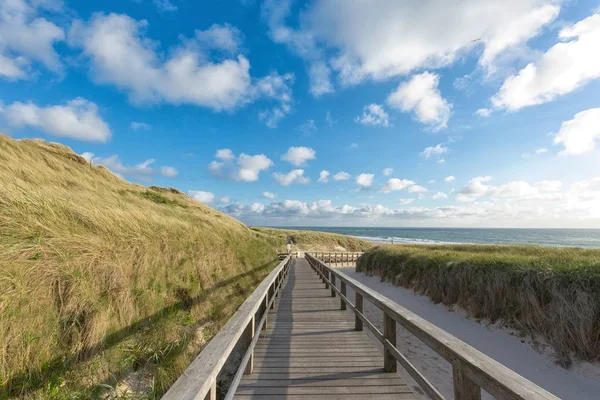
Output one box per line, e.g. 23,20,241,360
286,236,292,254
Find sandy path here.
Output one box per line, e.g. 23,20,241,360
337,266,600,400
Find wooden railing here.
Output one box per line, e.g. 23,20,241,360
305,253,560,400
162,255,292,400
309,251,363,265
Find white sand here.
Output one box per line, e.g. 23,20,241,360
338,266,600,400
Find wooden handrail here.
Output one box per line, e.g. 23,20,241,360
162,255,292,400
305,253,560,400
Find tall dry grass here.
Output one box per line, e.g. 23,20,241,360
0,134,368,398
357,244,600,366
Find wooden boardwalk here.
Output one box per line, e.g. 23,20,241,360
234,258,417,399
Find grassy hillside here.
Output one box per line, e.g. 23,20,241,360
0,134,369,399
357,244,600,366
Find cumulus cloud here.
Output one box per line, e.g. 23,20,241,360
69,13,294,125
160,166,178,177
263,191,277,199
476,108,492,117
298,119,317,136
262,0,558,92
355,104,390,127
387,72,451,130
433,191,448,199
398,199,414,205
381,178,415,193
189,190,215,204
333,171,351,181
5,98,111,142
383,168,394,176
0,0,65,80
273,169,310,186
209,149,273,182
553,108,600,155
318,170,330,183
408,185,428,194
420,144,448,160
355,173,374,188
281,146,316,166
444,175,456,182
457,176,563,202
491,12,600,111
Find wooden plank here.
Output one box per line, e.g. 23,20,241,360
235,386,414,395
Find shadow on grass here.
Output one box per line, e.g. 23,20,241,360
2,260,276,398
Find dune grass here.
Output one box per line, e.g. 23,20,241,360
252,227,372,252
357,244,600,366
0,134,369,399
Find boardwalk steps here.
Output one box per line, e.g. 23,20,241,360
162,253,560,400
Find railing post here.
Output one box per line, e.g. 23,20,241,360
355,292,363,331
384,312,397,372
243,316,255,374
269,283,275,309
340,281,346,310
262,294,269,330
324,266,329,289
331,274,336,297
453,363,481,400
205,382,216,400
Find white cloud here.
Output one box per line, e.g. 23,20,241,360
216,148,235,160
408,185,428,194
553,108,600,155
194,23,243,54
273,169,310,186
220,196,231,205
262,0,559,92
535,147,548,154
318,170,330,183
70,13,293,124
0,0,65,79
298,119,317,136
398,199,414,205
189,190,214,204
475,108,492,117
383,168,394,176
387,72,451,130
433,191,448,199
356,173,374,188
420,144,448,160
281,146,316,166
209,150,273,182
457,176,493,202
333,171,351,181
381,178,415,193
130,121,151,131
355,104,391,127
350,143,359,149
160,166,178,177
221,176,600,227
262,191,277,199
90,155,172,181
153,0,177,12
5,98,111,142
492,12,600,111
457,176,563,202
444,175,456,182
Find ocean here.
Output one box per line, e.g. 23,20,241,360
280,227,600,248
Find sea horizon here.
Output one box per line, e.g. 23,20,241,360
260,226,600,248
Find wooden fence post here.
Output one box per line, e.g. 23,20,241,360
205,382,216,400
269,284,275,309
384,313,397,372
355,292,363,331
243,316,255,374
340,281,346,310
453,363,481,400
262,294,269,330
331,274,336,297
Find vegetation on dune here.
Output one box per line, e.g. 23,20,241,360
252,227,372,252
0,134,368,399
357,244,600,366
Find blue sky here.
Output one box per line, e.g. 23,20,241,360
2,0,600,227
